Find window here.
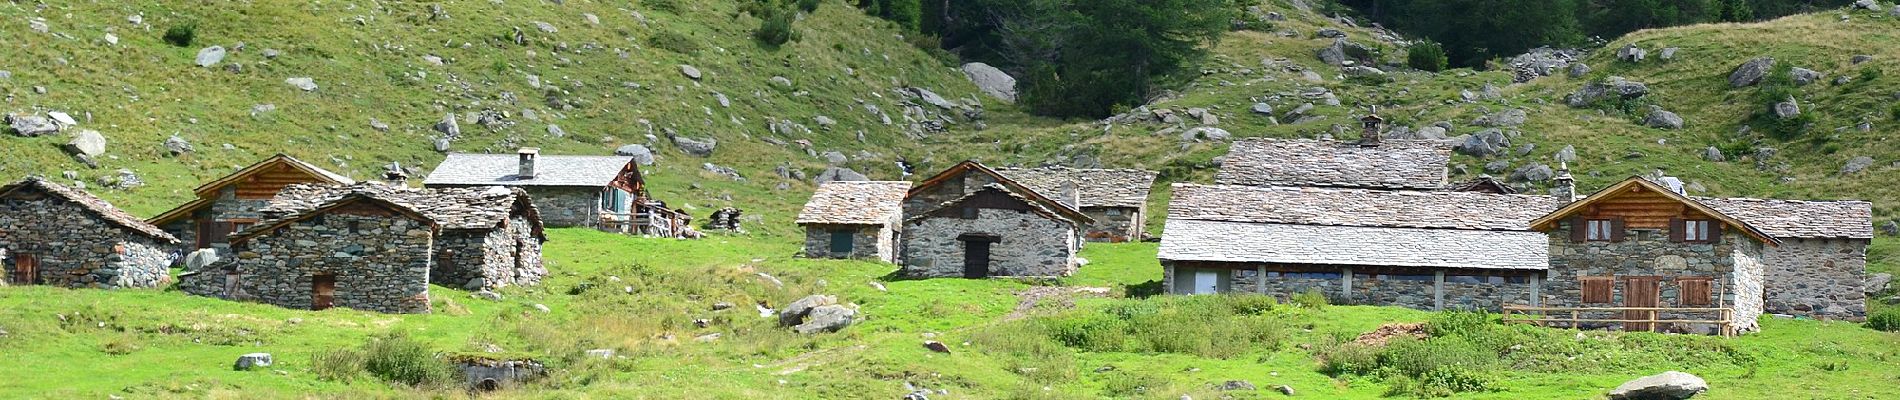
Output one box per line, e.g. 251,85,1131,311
1680,220,1713,242
1586,219,1615,241
1678,277,1712,306
1269,272,1342,280
601,189,630,214
1580,276,1614,303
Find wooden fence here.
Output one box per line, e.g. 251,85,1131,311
1501,305,1736,337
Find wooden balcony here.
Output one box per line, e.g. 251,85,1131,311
1501,305,1736,337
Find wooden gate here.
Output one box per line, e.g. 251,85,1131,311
1622,276,1661,332
311,274,337,310
9,253,37,285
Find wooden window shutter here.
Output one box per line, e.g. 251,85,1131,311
1709,222,1724,244
1679,278,1711,306
1667,218,1685,242
1581,276,1613,303
1609,217,1628,242
1568,217,1587,242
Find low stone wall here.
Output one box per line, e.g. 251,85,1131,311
0,193,173,289
802,223,897,263
226,206,434,313
1762,238,1867,320
902,208,1076,277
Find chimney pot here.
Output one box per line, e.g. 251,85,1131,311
518,148,539,179
1359,106,1384,146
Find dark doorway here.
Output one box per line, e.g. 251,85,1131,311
1622,276,1661,332
312,274,337,310
9,253,38,285
830,229,855,255
196,219,218,249
959,234,1000,279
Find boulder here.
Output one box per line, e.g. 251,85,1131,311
8,114,58,137
434,113,461,137
923,340,951,353
1881,220,1899,236
909,87,957,110
779,295,838,327
672,135,717,157
1412,126,1449,140
1729,57,1775,87
1557,145,1579,163
1455,129,1509,158
1703,147,1725,162
585,349,615,359
1567,76,1649,107
1568,62,1592,78
1842,156,1875,175
1790,67,1823,86
1477,109,1528,127
1511,163,1555,182
1342,66,1386,77
1250,103,1273,115
1659,47,1678,61
234,353,273,371
1219,380,1256,391
1607,371,1708,400
680,65,703,80
184,248,220,271
1484,160,1512,174
1855,0,1883,11
821,151,848,165
1772,97,1801,119
1181,127,1232,142
1616,44,1646,63
1853,55,1874,64
614,144,655,165
814,167,868,184
65,130,107,157
1316,29,1346,38
1642,105,1684,129
195,46,227,67
1866,273,1892,294
532,21,557,33
794,305,857,334
960,62,1017,103
285,77,318,91
702,163,742,180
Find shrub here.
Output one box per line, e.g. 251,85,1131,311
1890,103,1900,122
1407,41,1450,72
649,31,701,54
1291,288,1329,309
1378,337,1498,378
1754,63,1812,140
163,22,197,47
753,7,799,46
313,348,368,382
1867,309,1900,332
1317,342,1381,376
1386,366,1501,398
1043,312,1130,352
362,332,456,387
1425,310,1493,339
645,0,681,13
796,0,822,12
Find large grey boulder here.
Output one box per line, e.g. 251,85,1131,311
1643,105,1684,130
1866,273,1892,294
164,135,194,155
1455,129,1509,158
195,46,227,67
434,113,461,137
672,135,717,157
794,305,857,334
1842,156,1875,175
909,87,957,110
1510,163,1555,182
779,295,838,327
1476,109,1527,127
65,130,107,157
1568,62,1593,78
680,65,703,80
1616,44,1646,63
1772,97,1801,119
1855,0,1883,11
1556,145,1579,163
614,144,655,165
1729,57,1775,87
1790,67,1823,86
814,167,868,184
960,62,1017,103
1567,77,1649,107
1703,147,1725,162
234,353,273,371
184,248,221,271
1607,371,1708,400
7,114,59,137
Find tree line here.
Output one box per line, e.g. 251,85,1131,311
1337,0,1854,67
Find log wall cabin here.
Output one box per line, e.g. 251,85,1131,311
148,154,355,252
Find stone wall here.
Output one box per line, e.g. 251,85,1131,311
902,208,1076,277
160,186,275,252
0,194,172,289
1762,238,1868,320
1545,220,1763,332
1162,263,1536,312
905,171,997,216
1081,206,1143,242
521,187,602,228
434,215,545,290
223,207,434,313
803,223,898,263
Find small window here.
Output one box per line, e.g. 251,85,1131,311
1581,276,1614,303
1682,220,1711,242
1586,219,1615,241
1282,272,1343,280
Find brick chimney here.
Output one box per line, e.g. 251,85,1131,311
1359,106,1383,147
517,148,539,179
1552,161,1578,202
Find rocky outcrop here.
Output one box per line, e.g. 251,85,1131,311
1643,105,1684,129
1729,57,1775,87
1566,77,1649,107
960,63,1016,103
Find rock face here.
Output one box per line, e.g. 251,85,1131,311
65,130,107,157
233,353,273,371
960,62,1017,103
7,114,59,137
1567,76,1649,107
195,46,227,67
1729,57,1776,87
1607,371,1708,400
1643,105,1684,129
671,135,717,157
614,144,655,165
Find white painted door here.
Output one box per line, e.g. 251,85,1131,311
1193,271,1219,295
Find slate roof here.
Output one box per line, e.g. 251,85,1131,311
149,154,356,226
996,167,1159,209
906,183,1089,225
237,183,542,240
0,177,179,243
1215,138,1453,189
423,153,634,187
1159,219,1550,270
797,181,912,225
1696,197,1874,239
1168,183,1562,231
909,160,1092,222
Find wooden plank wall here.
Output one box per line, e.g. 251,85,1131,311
1580,186,1711,229
234,165,326,199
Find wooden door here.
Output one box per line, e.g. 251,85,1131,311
197,218,218,249
311,274,336,310
1622,276,1661,332
1193,270,1220,295
10,253,38,285
963,240,991,279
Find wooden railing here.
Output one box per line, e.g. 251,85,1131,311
1501,305,1736,337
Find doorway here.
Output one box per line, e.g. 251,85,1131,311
1192,270,1219,295
959,234,999,279
830,229,855,256
1622,276,1661,332
312,274,337,310
9,253,38,285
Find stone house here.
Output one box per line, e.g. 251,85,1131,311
996,167,1159,242
1697,197,1873,319
796,181,912,263
179,183,546,313
424,148,690,237
902,161,1092,278
0,177,180,288
1158,183,1559,311
148,154,355,252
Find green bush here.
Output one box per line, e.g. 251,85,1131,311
646,0,682,13
1867,309,1900,332
753,7,800,46
1291,288,1330,309
1318,342,1381,376
362,332,456,387
1032,296,1286,358
797,0,822,12
164,22,197,47
1378,337,1498,378
313,348,368,382
1043,312,1130,352
1407,41,1450,72
649,31,701,54
1425,310,1493,339
1386,366,1501,398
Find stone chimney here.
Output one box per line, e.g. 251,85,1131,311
1056,180,1081,210
1359,106,1383,147
1552,161,1578,202
382,161,409,185
517,147,539,179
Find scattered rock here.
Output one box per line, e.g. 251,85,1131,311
672,135,717,157
545,124,566,138
532,21,558,33
285,77,318,91
7,114,59,137
815,167,868,184
1855,0,1884,11
714,93,730,108
923,341,951,353
195,46,227,67
65,130,107,157
769,76,793,88
1511,163,1555,182
1866,273,1892,294
109,169,144,190
234,353,273,371
1659,47,1679,61
433,138,452,153
1841,156,1875,175
1455,129,1509,157
1703,147,1725,162
1316,28,1346,38
262,48,281,59
1773,97,1801,119
1181,127,1232,142
1881,220,1899,236
435,113,461,137
712,302,736,311
960,62,1017,103
1607,371,1708,400
1218,380,1256,391
250,104,276,117
1642,105,1684,129
680,65,703,80
1276,385,1296,396
814,115,837,129
703,163,743,180
795,305,857,334
821,151,848,165
615,145,655,165
1250,103,1273,115
473,290,503,301
1566,76,1649,107
1484,160,1512,174
1791,67,1823,86
1729,57,1775,87
1556,145,1579,163
1568,62,1592,78
585,349,615,359
1477,109,1528,127
1853,55,1874,64
1616,44,1646,62
184,248,221,271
